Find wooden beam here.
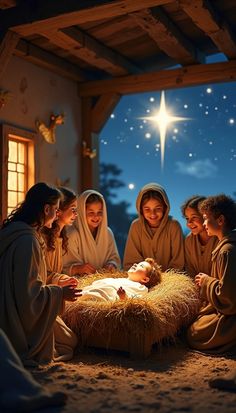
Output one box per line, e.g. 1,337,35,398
77,60,236,97
0,29,19,80
81,97,99,190
0,0,16,9
15,39,87,82
130,8,205,65
180,0,236,59
1,0,172,36
92,93,121,133
38,26,140,76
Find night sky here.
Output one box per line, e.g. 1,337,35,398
100,57,236,231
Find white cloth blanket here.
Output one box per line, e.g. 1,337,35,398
81,278,148,302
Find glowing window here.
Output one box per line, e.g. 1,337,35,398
0,125,35,222
7,139,27,215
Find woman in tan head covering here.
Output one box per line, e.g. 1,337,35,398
123,182,184,272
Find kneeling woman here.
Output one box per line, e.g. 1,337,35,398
0,183,80,364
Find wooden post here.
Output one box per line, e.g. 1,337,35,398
80,93,120,192
0,30,19,81
80,97,99,191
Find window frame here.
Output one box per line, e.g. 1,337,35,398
0,124,36,223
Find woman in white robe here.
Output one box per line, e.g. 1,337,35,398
63,189,121,276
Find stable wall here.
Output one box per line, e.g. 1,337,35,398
0,55,81,192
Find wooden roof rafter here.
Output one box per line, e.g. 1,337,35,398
15,38,87,82
1,0,172,36
38,26,141,76
0,29,19,80
180,0,236,59
130,7,205,65
77,60,236,97
0,0,16,9
91,92,121,133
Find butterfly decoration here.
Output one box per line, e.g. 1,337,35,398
35,113,65,144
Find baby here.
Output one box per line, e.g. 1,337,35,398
80,258,161,302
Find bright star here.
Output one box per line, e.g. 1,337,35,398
140,91,188,168
128,183,135,190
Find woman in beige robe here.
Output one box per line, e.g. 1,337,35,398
187,194,236,352
62,189,121,276
181,195,218,277
42,186,79,286
0,183,79,365
123,182,184,272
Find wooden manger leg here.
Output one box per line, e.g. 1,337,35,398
128,331,153,359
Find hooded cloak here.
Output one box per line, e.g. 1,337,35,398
0,221,77,363
187,230,236,352
123,183,184,271
184,232,218,277
62,189,120,273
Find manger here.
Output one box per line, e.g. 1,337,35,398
63,270,200,358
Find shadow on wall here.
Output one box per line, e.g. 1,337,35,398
99,163,135,261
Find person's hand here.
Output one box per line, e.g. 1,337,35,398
71,263,97,275
117,286,126,300
103,264,116,272
195,272,208,287
58,277,78,288
62,285,82,302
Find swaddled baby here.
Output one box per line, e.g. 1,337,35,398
80,258,161,302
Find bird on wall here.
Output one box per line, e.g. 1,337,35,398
55,177,71,187
0,90,13,109
35,113,65,144
82,141,97,159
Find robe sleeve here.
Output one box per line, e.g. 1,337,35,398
104,228,121,268
168,220,185,271
13,235,63,331
123,221,144,270
184,236,197,277
62,229,83,274
200,250,236,315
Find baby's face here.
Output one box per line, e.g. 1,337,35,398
127,261,151,283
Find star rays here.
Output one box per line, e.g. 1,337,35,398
141,91,188,168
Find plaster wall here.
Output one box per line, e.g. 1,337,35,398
0,56,81,193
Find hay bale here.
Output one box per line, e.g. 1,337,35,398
63,270,200,353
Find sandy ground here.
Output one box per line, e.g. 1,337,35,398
29,338,236,413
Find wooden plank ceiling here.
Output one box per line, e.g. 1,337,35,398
1,0,236,95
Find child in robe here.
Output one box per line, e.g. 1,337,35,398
0,182,80,364
181,195,218,277
187,194,236,352
42,186,79,288
123,182,184,272
62,189,121,276
80,258,161,302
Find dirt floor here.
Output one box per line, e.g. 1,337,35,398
30,339,236,413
